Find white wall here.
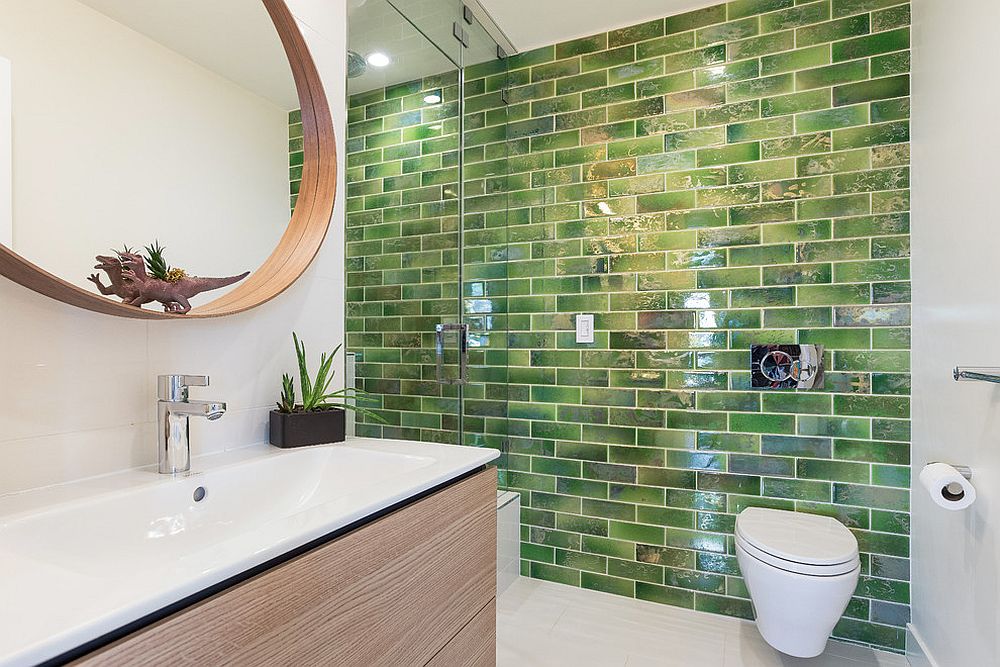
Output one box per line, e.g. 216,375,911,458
0,0,347,496
0,0,290,291
911,0,1000,664
0,56,10,248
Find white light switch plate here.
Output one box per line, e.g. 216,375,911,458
576,313,595,344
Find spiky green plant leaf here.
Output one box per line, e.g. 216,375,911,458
143,240,171,280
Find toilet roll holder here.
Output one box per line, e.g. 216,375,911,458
930,463,973,480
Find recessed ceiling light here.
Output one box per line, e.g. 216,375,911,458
366,52,390,68
423,93,442,105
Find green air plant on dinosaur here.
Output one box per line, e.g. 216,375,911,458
87,241,249,314
270,333,385,448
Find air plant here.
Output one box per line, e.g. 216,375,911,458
276,333,384,422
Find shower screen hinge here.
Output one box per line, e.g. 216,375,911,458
453,22,469,47
463,4,474,24
500,88,510,105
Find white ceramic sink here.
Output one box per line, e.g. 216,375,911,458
0,437,500,667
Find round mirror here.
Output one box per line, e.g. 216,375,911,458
0,0,336,318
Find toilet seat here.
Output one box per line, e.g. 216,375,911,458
735,507,860,577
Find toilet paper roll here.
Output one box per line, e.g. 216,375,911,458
919,463,977,511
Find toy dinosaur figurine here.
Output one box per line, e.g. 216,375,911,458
116,252,249,314
88,254,140,303
88,251,248,314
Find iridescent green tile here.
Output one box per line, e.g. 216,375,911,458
556,33,609,59
531,58,582,83
664,5,728,35
696,100,760,127
607,136,665,159
762,0,832,31
763,306,832,328
697,142,761,167
798,14,871,48
697,184,761,207
696,59,760,87
638,150,699,174
797,60,869,91
762,176,833,201
834,167,909,194
764,478,832,502
797,106,869,135
581,45,637,72
797,284,870,306
872,189,909,214
729,158,796,184
762,89,832,118
663,45,727,74
762,263,832,285
834,259,909,282
609,97,667,122
761,132,832,159
833,121,909,150
696,391,760,413
637,191,698,212
834,27,909,63
836,305,910,328
729,74,796,103
697,17,760,46
730,244,795,267
611,58,667,86
637,32,697,59
728,117,796,145
869,46,910,78
556,71,609,95
610,18,665,47
667,409,729,431
637,110,697,137
835,75,909,107
698,226,762,247
665,127,726,151
835,395,909,419
730,30,796,61
871,98,910,123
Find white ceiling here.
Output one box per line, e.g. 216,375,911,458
77,0,297,110
478,0,715,53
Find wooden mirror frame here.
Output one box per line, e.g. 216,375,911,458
0,0,336,320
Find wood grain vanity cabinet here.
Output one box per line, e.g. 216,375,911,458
71,468,498,667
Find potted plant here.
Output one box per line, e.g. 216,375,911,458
269,333,381,448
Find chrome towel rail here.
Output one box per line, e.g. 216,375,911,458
954,367,1000,384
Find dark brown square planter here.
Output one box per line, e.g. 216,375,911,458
269,408,346,448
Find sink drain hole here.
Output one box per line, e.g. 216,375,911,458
193,486,207,502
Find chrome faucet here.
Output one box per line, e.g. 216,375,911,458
157,375,226,474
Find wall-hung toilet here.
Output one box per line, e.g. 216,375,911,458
736,507,861,658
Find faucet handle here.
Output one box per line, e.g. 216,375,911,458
158,374,210,401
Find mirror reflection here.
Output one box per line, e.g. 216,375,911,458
0,0,298,312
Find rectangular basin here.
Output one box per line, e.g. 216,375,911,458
0,437,500,667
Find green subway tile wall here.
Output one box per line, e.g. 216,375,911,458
346,0,910,651
290,108,303,212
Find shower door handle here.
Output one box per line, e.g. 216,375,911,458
436,323,469,385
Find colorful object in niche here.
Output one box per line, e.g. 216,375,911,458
88,247,249,314
751,344,824,390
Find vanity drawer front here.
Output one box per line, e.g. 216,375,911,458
73,467,497,666
427,598,497,667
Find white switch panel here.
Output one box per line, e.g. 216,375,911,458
576,313,595,344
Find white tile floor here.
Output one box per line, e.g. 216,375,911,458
497,578,909,667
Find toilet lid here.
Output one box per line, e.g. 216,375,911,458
736,507,859,568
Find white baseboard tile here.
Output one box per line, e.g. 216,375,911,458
906,624,940,667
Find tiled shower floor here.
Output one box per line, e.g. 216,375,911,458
497,578,908,667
